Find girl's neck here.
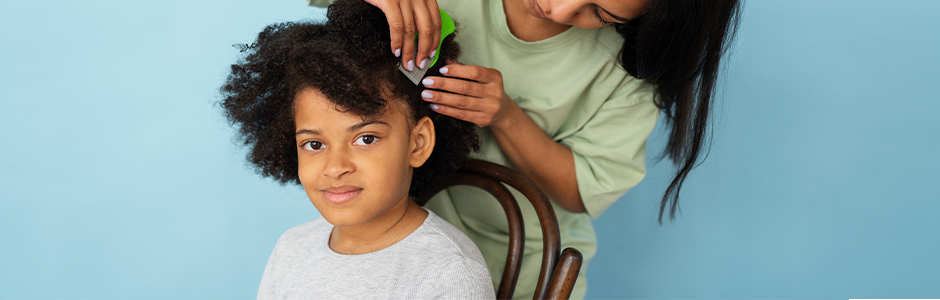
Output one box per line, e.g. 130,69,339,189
502,0,572,42
328,197,428,255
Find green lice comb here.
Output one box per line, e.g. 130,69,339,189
398,9,456,85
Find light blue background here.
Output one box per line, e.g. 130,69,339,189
1,0,937,299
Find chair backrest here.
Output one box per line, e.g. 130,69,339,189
416,159,583,300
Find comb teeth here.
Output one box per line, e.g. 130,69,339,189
397,9,455,85
399,63,430,85
399,38,431,85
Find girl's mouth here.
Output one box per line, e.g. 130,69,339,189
322,185,362,204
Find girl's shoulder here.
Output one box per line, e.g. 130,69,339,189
385,211,486,267
401,209,488,268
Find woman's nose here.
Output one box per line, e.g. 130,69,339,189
322,150,355,179
545,0,582,23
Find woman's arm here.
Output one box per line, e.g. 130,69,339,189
420,64,586,213
490,98,586,213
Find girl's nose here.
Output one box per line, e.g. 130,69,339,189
323,151,355,179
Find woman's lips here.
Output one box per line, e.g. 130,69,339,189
322,186,362,204
533,0,549,20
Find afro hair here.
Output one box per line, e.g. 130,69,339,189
220,0,479,199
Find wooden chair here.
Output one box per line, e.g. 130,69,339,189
416,159,583,300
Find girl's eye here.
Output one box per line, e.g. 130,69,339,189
303,141,324,151
354,135,378,146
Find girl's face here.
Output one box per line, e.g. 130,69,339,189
523,0,649,29
293,88,434,229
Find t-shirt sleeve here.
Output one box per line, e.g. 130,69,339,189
416,256,497,299
306,0,334,7
558,81,660,219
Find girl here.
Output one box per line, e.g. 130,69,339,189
221,1,494,298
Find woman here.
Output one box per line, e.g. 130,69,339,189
306,0,742,298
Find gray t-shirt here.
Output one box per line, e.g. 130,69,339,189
257,209,496,299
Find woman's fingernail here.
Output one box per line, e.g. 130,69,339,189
394,48,401,57
440,66,448,74
422,78,434,86
430,50,437,58
422,91,433,99
407,60,414,71
430,104,439,110
419,58,429,69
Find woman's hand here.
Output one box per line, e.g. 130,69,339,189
364,0,441,71
419,63,514,129
421,62,587,213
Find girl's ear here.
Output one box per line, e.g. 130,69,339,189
409,116,436,168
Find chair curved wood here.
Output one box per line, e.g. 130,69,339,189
417,159,583,300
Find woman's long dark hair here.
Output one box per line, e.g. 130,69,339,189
615,0,743,223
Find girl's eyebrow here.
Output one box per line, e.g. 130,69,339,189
348,120,390,132
295,120,390,136
296,129,320,136
598,6,632,23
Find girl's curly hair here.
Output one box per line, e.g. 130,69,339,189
220,0,479,199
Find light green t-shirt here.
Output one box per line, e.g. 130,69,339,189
307,0,659,298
